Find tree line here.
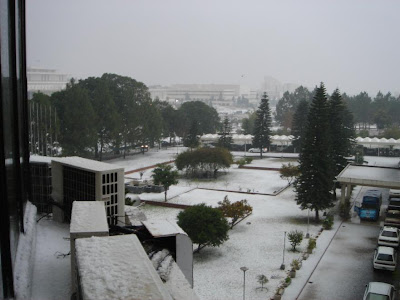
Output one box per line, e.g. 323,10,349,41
30,73,221,159
274,85,400,132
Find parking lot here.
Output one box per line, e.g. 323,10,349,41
297,188,398,300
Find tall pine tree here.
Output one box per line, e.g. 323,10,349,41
329,89,355,177
252,92,272,158
218,116,233,150
291,99,309,153
295,83,333,221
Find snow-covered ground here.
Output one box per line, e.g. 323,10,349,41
30,150,400,300
31,217,71,299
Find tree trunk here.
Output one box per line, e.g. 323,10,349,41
164,189,167,202
315,209,320,222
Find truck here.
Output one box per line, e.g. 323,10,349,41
355,189,382,221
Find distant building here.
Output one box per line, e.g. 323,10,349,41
149,84,241,106
27,67,70,98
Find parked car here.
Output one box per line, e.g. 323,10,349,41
248,147,268,153
373,246,397,272
363,282,396,300
378,227,400,248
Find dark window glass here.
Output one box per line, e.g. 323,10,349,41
102,174,105,184
107,173,109,183
111,173,113,182
115,172,117,181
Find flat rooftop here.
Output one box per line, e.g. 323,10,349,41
75,235,173,300
336,165,400,189
51,156,124,173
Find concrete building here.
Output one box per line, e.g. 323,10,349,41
149,84,241,106
51,157,125,226
27,67,70,98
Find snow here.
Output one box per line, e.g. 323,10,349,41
13,201,37,300
142,219,186,237
151,249,199,300
125,205,148,226
51,156,124,172
30,154,53,164
29,150,400,300
31,216,71,300
75,235,173,300
70,201,109,234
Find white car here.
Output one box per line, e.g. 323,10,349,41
373,246,397,272
378,227,400,248
363,282,396,300
248,148,268,153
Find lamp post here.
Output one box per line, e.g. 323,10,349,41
306,203,312,238
240,266,249,300
280,231,286,270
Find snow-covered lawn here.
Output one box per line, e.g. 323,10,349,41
142,189,323,300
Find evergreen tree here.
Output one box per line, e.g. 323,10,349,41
218,116,233,150
152,164,179,201
252,92,272,158
291,99,309,152
329,89,355,176
183,120,200,149
295,83,333,221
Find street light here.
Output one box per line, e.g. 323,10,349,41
280,231,286,270
240,266,249,300
306,203,312,238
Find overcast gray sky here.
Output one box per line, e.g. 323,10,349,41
27,0,400,96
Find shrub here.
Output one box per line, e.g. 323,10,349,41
175,147,233,178
257,274,268,290
285,277,291,284
307,238,316,253
177,203,229,253
244,157,253,164
279,163,300,185
287,230,304,252
218,196,253,228
235,158,246,167
290,259,300,270
339,200,351,221
322,214,334,230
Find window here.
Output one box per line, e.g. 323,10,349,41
0,0,28,297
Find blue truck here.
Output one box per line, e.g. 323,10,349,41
355,189,382,221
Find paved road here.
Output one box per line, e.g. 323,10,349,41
297,221,396,300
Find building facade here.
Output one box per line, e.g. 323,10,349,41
27,67,69,98
149,84,241,106
51,157,125,226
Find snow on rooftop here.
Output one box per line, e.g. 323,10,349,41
70,202,109,234
337,165,400,187
51,156,124,172
125,205,147,226
142,219,186,237
30,154,53,164
75,235,173,300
